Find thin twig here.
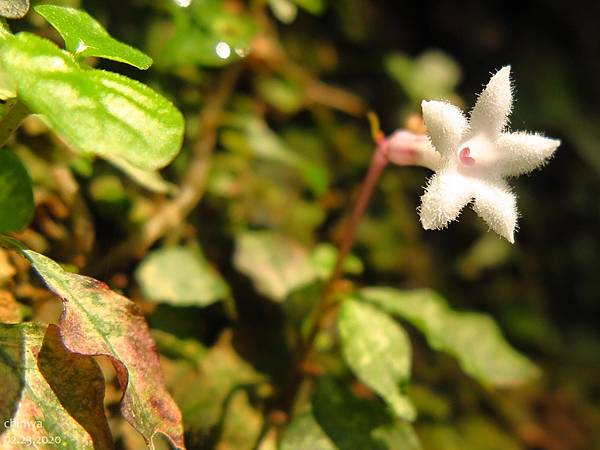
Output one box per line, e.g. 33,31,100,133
304,79,367,117
251,35,368,117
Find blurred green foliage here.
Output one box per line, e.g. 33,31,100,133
1,0,600,449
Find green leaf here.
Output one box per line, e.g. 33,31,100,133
0,150,34,233
0,0,29,18
359,288,540,386
456,233,512,279
0,65,15,100
256,75,303,113
219,389,264,450
281,411,336,450
338,299,416,421
268,0,298,24
229,115,328,195
385,50,461,106
310,377,422,450
135,245,230,307
151,329,207,364
0,323,113,449
151,25,235,68
233,230,317,301
152,1,258,68
165,331,266,439
0,32,184,170
418,417,522,450
34,4,152,69
309,243,363,280
292,0,325,15
3,243,186,449
105,155,177,194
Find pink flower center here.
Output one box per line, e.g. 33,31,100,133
459,147,475,166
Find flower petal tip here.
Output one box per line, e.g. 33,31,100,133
490,66,512,88
419,215,447,232
470,66,513,134
497,65,511,75
502,230,515,244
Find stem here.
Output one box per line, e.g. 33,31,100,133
330,138,389,284
0,100,29,148
283,137,390,415
307,136,390,353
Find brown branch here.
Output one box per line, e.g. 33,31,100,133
89,64,243,274
303,79,367,118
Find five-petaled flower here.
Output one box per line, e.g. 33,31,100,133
418,66,560,243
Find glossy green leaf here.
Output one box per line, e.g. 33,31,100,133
135,245,230,307
0,0,29,18
155,25,244,68
2,243,186,449
359,288,540,386
0,323,113,449
152,0,257,68
35,5,152,69
0,150,34,233
311,377,422,450
233,230,317,301
189,0,257,55
0,32,184,170
338,299,416,421
0,65,15,100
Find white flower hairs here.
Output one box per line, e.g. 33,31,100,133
390,66,560,243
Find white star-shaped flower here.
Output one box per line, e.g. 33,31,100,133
418,66,560,243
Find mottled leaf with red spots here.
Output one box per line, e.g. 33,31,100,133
0,322,113,449
12,247,185,449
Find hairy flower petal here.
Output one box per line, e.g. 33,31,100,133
421,100,468,156
472,181,518,243
495,132,560,176
418,67,559,242
419,171,472,230
470,66,512,136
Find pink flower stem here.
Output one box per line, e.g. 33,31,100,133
308,135,391,349
329,135,389,284
283,136,391,417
